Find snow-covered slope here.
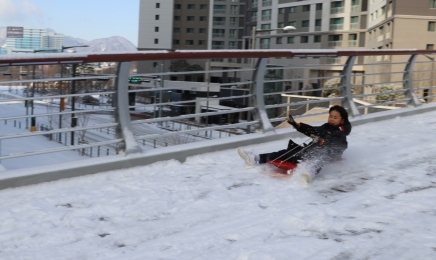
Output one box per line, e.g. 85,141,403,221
1,111,436,259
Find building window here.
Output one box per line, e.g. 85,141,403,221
314,35,321,42
289,7,296,13
174,28,180,33
300,36,309,43
200,16,207,22
175,4,181,9
276,37,283,44
278,22,285,28
316,3,322,10
174,16,180,21
427,44,435,50
153,62,158,68
186,28,194,33
431,0,436,8
199,40,206,46
229,41,237,49
156,3,160,8
303,5,310,12
287,36,295,44
173,39,180,45
155,15,159,20
154,39,158,44
279,8,285,14
199,28,206,33
315,19,321,26
289,21,297,27
200,4,207,10
428,21,435,31
155,27,159,32
214,5,226,14
187,16,195,21
302,20,309,27
186,40,194,45
261,24,271,30
262,9,271,21
187,4,195,9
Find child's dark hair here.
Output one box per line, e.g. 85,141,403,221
329,105,350,125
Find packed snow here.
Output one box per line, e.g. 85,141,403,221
1,105,436,259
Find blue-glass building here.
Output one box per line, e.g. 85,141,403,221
2,27,64,54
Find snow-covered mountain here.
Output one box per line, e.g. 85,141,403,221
66,36,137,53
0,27,137,52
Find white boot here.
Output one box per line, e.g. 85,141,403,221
237,148,257,166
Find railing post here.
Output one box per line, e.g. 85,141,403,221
340,56,360,117
114,62,142,155
403,54,421,107
250,58,275,133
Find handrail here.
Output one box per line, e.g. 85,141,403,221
1,49,435,65
0,48,435,182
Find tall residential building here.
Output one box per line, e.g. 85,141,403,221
244,0,436,94
2,26,65,54
137,0,435,86
137,0,247,83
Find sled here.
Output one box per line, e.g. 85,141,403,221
266,160,298,171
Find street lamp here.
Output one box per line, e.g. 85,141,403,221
251,25,296,50
54,45,89,143
250,26,296,68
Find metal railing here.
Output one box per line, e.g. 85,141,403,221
0,49,435,172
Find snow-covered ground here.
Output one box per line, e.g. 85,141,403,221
1,108,436,259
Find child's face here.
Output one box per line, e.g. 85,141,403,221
328,110,344,126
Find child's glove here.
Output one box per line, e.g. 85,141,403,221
287,115,299,129
312,135,325,146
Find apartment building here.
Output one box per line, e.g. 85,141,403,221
364,0,436,90
2,27,65,54
137,0,246,83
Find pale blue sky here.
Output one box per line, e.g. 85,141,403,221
0,0,140,45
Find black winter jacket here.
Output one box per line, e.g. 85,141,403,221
296,121,351,162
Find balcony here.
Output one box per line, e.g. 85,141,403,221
378,35,384,42
229,22,238,27
260,43,270,49
228,45,238,50
327,57,342,64
348,40,358,47
213,21,225,26
252,1,258,7
229,33,238,39
213,9,226,14
230,9,239,15
350,23,359,29
262,0,272,7
261,15,271,21
328,41,342,47
212,45,225,50
330,7,344,14
351,5,360,12
330,24,344,30
212,33,225,38
251,16,257,22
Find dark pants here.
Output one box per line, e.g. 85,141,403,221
259,139,303,164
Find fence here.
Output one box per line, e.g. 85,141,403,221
0,49,435,174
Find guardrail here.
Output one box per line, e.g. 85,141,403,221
0,49,435,188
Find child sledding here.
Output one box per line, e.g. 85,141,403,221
238,105,352,182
